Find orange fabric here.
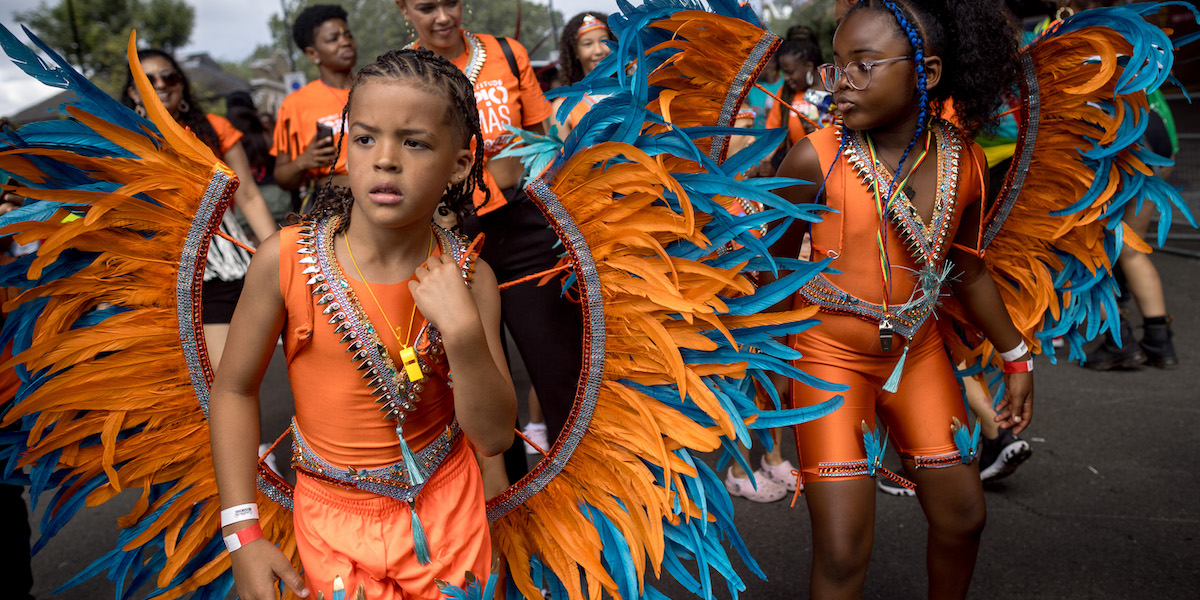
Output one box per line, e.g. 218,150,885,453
271,80,350,181
414,32,552,214
279,226,454,472
293,444,490,600
789,314,966,480
205,114,243,155
786,126,986,480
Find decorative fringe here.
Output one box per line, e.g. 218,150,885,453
883,345,909,393
398,428,426,485
409,501,432,566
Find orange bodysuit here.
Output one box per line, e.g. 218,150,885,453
279,221,489,600
789,121,986,482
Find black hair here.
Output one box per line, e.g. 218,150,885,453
293,4,349,50
558,12,614,86
121,48,221,155
226,104,272,184
774,37,825,155
841,0,1020,198
785,24,817,42
308,48,487,232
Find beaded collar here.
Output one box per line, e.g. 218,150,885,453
841,118,964,267
295,216,473,428
406,30,486,85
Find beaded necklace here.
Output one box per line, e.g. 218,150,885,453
406,30,486,85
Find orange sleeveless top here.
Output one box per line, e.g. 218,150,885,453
279,223,456,471
798,122,986,337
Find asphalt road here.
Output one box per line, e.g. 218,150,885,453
21,118,1200,600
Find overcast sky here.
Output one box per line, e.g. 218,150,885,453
0,0,621,117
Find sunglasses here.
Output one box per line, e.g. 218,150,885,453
145,70,183,87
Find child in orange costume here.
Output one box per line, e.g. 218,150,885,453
771,1,1032,597
208,49,517,600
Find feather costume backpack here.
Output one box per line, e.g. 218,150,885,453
1,1,1197,600
0,2,844,599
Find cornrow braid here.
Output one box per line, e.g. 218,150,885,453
875,0,930,204
308,48,488,233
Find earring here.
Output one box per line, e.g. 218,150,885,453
806,70,814,86
178,99,190,114
135,103,146,117
467,5,473,24
405,19,415,39
314,58,322,65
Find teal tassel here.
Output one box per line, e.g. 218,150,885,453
883,345,909,393
399,427,426,485
409,500,432,565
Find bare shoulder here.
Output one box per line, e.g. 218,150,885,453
777,136,825,206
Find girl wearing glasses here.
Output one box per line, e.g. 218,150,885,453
121,50,279,369
771,1,1029,596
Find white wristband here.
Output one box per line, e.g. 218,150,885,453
220,503,259,528
999,341,1029,362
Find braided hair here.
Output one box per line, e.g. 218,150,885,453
841,0,1020,198
558,12,615,85
121,49,221,156
307,48,488,233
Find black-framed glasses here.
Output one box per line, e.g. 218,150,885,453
817,56,911,92
145,70,182,88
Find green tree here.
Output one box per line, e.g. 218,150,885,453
14,0,195,94
265,0,560,83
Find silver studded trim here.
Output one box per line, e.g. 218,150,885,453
983,53,1039,250
180,168,236,418
486,177,605,523
709,31,779,162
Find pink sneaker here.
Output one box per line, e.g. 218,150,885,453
724,468,787,503
759,456,801,492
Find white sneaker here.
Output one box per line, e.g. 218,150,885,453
522,422,549,454
724,468,787,503
758,456,801,492
258,443,281,476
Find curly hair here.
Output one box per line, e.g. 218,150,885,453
558,11,614,85
307,48,487,233
121,49,221,156
846,0,1021,138
293,4,349,50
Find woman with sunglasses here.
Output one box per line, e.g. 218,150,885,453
396,0,582,487
121,49,279,369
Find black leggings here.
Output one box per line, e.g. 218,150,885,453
463,190,583,453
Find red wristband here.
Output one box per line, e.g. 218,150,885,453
1002,358,1034,374
223,522,263,553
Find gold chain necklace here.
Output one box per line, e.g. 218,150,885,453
406,30,486,85
344,229,435,382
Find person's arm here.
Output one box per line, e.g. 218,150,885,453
222,142,279,242
947,206,1033,435
549,97,573,139
273,136,337,191
208,234,308,599
410,255,516,456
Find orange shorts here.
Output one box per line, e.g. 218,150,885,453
790,312,967,482
293,443,491,600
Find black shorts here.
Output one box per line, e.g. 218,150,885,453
201,278,245,324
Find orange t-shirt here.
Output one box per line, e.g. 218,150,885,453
271,80,350,182
415,32,552,214
279,225,456,471
195,113,242,155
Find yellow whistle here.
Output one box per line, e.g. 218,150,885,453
400,347,425,382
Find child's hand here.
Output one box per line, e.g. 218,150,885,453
231,539,309,599
409,254,479,334
995,371,1033,435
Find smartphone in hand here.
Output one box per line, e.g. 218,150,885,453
314,122,335,142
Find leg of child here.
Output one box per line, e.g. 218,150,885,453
521,389,549,455
804,478,877,598
964,374,1000,441
1120,203,1167,318
906,464,986,599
